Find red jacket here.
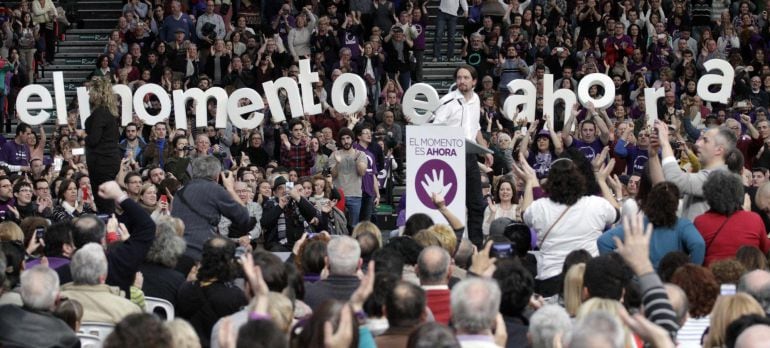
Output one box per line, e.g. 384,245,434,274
695,210,770,266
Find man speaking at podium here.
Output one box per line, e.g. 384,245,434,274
432,64,485,247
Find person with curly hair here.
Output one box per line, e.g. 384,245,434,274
176,236,248,346
521,158,618,297
493,258,535,347
670,264,721,346
695,170,769,266
84,77,122,214
598,181,705,269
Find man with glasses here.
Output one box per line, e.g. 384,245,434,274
219,181,262,246
13,181,51,220
33,179,51,200
119,122,147,164
280,119,314,177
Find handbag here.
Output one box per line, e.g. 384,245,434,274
536,205,573,250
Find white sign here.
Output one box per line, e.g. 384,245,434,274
406,126,466,227
17,59,736,130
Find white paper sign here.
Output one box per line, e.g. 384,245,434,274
406,126,466,227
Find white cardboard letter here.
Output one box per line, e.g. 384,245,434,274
577,73,616,109
172,87,229,129
227,88,265,129
697,59,734,104
133,83,171,125
262,77,304,123
402,83,440,125
502,79,536,123
16,85,53,126
330,73,367,114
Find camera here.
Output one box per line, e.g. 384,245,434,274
183,145,194,151
322,167,332,176
35,227,45,241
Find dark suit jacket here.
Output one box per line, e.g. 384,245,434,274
0,304,80,348
303,275,360,311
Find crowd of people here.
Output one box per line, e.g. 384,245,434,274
1,0,770,347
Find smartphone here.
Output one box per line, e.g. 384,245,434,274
556,47,564,53
491,243,513,259
286,182,294,190
72,148,85,156
82,186,89,202
35,227,44,241
160,195,168,204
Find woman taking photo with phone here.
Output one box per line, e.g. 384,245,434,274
84,77,122,213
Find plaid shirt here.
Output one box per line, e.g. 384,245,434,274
281,139,313,176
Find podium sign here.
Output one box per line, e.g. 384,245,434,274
406,126,466,227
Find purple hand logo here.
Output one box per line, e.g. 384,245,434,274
416,159,458,209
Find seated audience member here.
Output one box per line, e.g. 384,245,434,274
60,243,142,324
0,266,79,348
375,281,427,347
303,236,362,310
451,277,504,347
177,236,248,346
416,246,452,325
138,217,187,307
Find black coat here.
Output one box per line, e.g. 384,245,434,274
0,305,80,348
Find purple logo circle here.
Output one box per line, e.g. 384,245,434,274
416,159,458,209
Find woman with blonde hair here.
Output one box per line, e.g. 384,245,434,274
576,298,633,347
704,293,765,348
352,221,382,247
84,77,121,213
563,263,586,317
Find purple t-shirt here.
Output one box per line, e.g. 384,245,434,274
571,138,605,162
0,140,30,167
353,143,378,197
412,18,427,50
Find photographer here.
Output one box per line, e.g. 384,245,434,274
261,176,319,252
164,135,193,184
170,156,256,274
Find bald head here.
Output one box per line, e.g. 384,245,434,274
417,246,451,285
739,270,770,295
736,325,770,348
665,283,689,326
756,183,770,213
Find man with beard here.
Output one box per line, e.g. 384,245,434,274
329,127,367,227
354,124,380,223
432,65,481,247
119,123,147,164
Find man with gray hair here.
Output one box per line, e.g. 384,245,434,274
303,236,362,310
451,277,503,347
60,243,142,323
738,270,770,315
652,122,737,220
0,266,79,347
171,155,256,273
528,305,572,348
417,246,452,324
568,311,626,348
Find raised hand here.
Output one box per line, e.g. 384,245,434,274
421,169,453,197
